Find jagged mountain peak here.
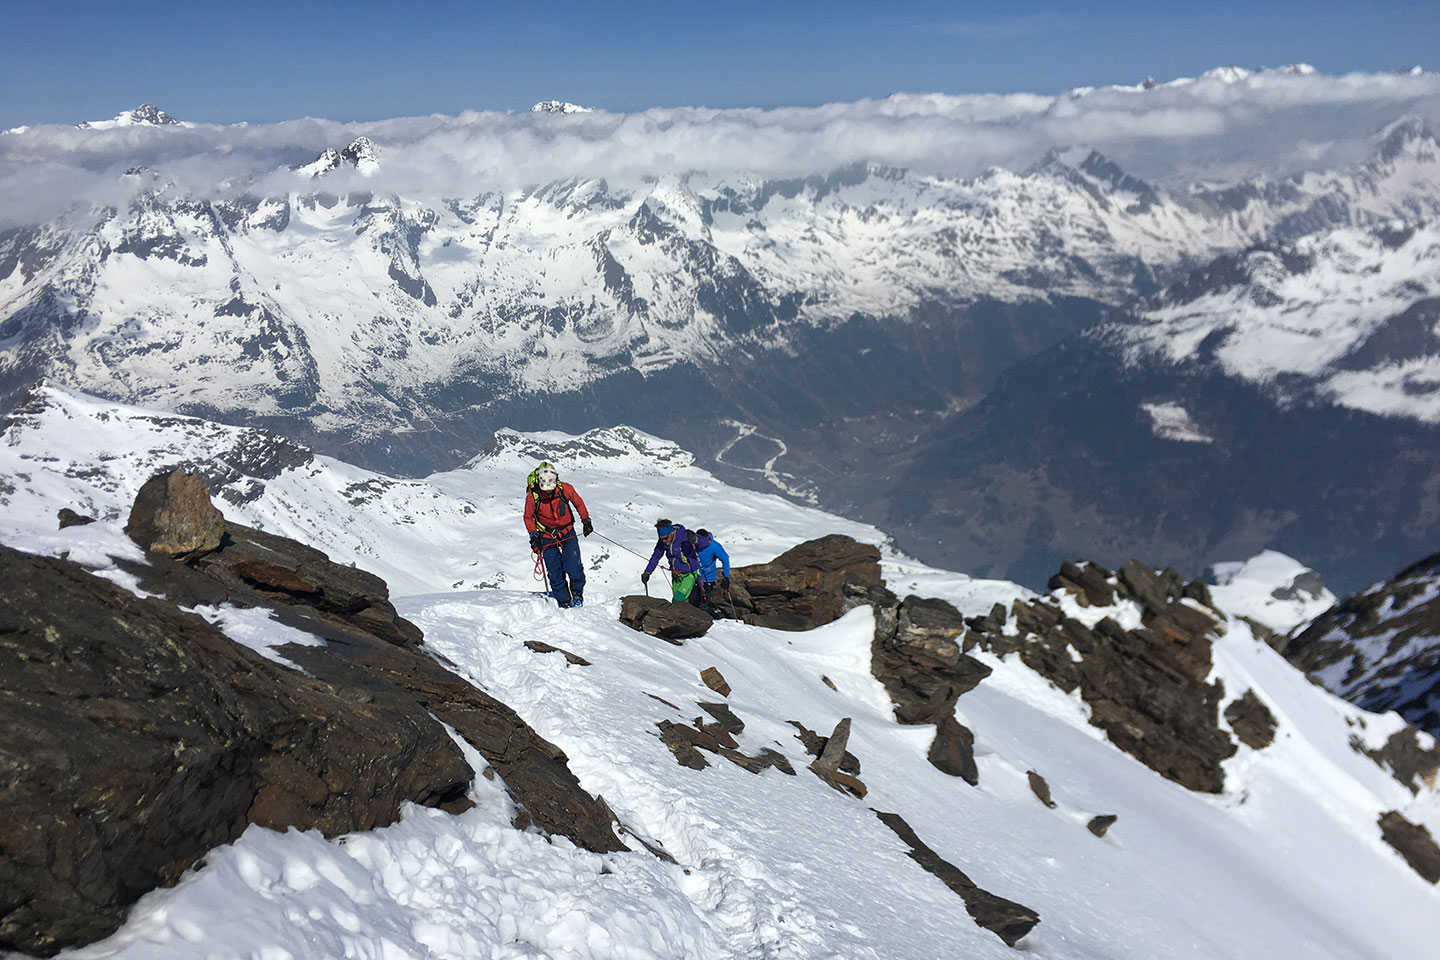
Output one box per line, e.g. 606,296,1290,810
468,426,698,476
1374,116,1440,163
294,136,381,178
77,103,180,130
1029,147,1163,214
531,100,594,114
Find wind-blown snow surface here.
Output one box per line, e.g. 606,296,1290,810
3,387,1439,959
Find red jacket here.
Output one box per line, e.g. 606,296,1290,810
524,482,589,539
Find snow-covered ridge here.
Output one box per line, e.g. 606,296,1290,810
293,136,381,178
1102,215,1440,421
532,100,595,114
2,386,1439,959
1285,552,1440,736
75,103,183,130
4,117,1439,428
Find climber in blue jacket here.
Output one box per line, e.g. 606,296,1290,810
694,528,730,592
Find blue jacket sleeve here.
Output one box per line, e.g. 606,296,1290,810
644,541,664,575
714,541,730,577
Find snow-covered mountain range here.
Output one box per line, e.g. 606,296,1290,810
2,385,1439,959
3,75,1440,593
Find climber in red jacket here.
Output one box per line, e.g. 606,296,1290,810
523,461,593,607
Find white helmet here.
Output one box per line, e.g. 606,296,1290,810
537,465,558,491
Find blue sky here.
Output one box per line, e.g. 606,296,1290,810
2,0,1436,127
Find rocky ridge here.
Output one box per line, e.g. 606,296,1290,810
626,534,1440,888
0,471,622,957
1281,550,1440,741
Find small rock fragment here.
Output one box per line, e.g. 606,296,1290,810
700,666,731,697
1087,814,1118,838
57,508,95,529
1027,770,1057,808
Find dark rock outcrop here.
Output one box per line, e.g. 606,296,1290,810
124,469,224,557
1378,810,1440,883
1283,550,1440,737
655,715,796,777
864,588,992,725
1225,689,1279,749
190,523,422,648
788,720,861,774
972,559,1237,793
927,716,979,785
0,544,470,956
56,508,94,529
805,717,867,797
729,534,883,629
721,536,994,782
1355,728,1440,794
875,810,1040,947
2,487,624,955
1087,814,1118,838
856,581,992,780
620,595,713,641
524,640,591,666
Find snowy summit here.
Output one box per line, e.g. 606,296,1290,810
531,99,595,114
76,103,182,130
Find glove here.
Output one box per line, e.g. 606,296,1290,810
582,517,593,537
529,531,543,551
640,571,651,585
718,576,730,590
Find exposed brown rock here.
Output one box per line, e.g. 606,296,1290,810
1225,690,1279,749
1,505,627,956
1378,810,1440,883
867,588,993,726
700,666,731,697
193,523,421,648
56,508,94,529
620,595,712,641
810,718,853,778
875,810,1040,947
1087,814,1118,838
654,719,795,777
730,534,883,629
524,640,591,666
969,560,1236,793
124,469,225,556
928,715,979,785
1048,560,1116,608
1355,728,1440,794
697,701,745,736
1027,770,1057,808
788,720,861,775
0,544,469,957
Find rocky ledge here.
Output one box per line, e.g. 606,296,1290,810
0,470,622,957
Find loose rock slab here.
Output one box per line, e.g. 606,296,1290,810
124,469,225,557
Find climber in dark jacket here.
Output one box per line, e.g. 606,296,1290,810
523,462,592,607
641,518,704,606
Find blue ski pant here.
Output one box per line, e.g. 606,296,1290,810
541,535,585,607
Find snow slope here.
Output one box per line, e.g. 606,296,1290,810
2,387,1438,959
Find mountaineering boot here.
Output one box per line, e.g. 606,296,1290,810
572,596,583,608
